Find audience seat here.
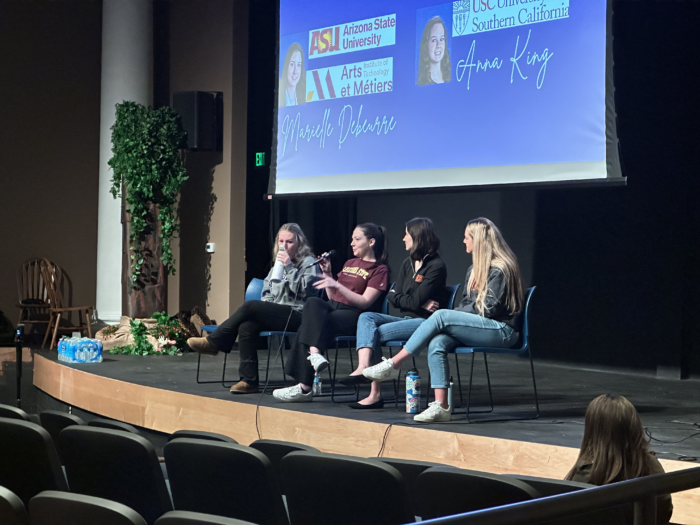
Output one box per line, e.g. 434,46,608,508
414,466,540,520
155,511,256,525
58,426,172,525
88,418,141,434
0,486,30,525
249,439,319,494
164,438,288,525
0,419,67,506
168,430,237,443
281,451,413,525
375,457,448,508
29,491,147,525
0,404,32,422
39,411,87,463
509,474,628,525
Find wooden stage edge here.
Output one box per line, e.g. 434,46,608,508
33,354,699,524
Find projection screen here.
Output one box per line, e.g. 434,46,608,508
270,0,622,196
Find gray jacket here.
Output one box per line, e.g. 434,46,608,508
261,255,319,311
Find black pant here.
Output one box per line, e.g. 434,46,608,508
284,297,361,386
207,300,302,385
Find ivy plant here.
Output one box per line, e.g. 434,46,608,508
108,101,187,288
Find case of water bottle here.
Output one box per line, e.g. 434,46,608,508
57,337,103,363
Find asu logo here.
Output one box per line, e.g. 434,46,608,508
309,27,340,56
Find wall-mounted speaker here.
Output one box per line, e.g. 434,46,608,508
172,91,223,151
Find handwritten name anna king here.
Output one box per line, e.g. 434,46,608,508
456,29,554,89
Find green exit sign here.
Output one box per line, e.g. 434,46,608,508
255,152,266,167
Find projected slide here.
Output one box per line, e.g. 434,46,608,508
274,0,610,195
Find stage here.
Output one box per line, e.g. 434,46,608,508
32,348,700,524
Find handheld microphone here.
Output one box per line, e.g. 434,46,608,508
303,250,336,270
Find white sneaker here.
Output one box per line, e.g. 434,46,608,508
272,384,313,403
414,401,452,423
307,352,329,374
362,357,400,382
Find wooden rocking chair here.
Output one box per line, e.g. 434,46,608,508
16,258,57,332
40,259,94,350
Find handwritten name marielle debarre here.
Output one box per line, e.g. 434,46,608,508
279,29,553,154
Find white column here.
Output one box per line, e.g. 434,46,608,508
96,0,153,323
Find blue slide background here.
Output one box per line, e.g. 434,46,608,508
276,0,607,182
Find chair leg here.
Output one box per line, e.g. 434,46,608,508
50,313,62,350
85,309,92,338
195,351,232,386
482,353,494,413
220,352,235,388
528,347,540,419
42,312,54,349
330,341,359,402
454,354,464,408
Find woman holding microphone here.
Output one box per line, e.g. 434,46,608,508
273,223,389,403
341,218,447,409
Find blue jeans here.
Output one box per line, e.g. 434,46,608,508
403,310,517,389
356,312,426,365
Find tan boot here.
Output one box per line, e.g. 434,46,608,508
187,337,218,355
230,381,259,394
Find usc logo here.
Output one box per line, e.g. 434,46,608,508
473,0,495,11
310,27,340,56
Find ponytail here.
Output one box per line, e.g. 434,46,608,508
357,223,389,265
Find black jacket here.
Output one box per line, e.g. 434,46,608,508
387,253,447,319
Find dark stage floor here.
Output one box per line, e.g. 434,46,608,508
22,346,700,464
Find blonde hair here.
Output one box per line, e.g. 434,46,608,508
466,218,523,317
272,223,312,264
565,394,655,485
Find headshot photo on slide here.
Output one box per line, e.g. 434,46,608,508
416,4,453,86
279,42,306,107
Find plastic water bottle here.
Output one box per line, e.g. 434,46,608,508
447,377,454,414
406,368,420,414
270,245,285,282
312,374,322,396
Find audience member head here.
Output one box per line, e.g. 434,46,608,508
566,394,654,485
405,217,441,261
464,217,523,316
354,223,389,264
273,223,312,263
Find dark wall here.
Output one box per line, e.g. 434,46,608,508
246,1,700,376
0,1,102,336
530,1,700,377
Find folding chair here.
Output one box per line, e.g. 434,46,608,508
451,286,538,422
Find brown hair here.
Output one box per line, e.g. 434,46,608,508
272,223,312,264
406,217,440,261
565,394,655,485
417,16,451,85
279,42,306,107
